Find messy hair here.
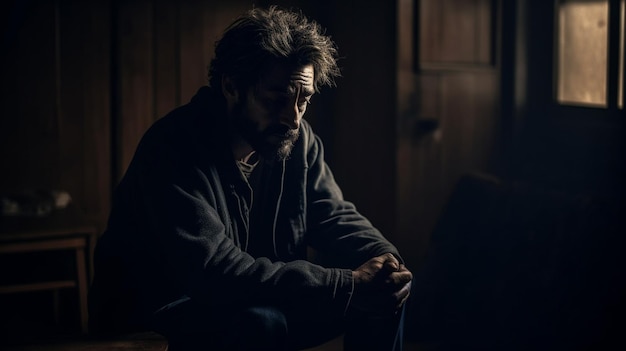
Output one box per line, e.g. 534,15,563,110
207,6,341,93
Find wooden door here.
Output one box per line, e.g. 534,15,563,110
396,0,502,269
510,0,625,197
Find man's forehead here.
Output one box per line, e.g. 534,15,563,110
258,63,315,94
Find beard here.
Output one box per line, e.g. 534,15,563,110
231,102,299,161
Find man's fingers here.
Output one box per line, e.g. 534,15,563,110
396,294,410,311
386,270,413,286
393,281,412,309
393,281,411,300
382,253,400,272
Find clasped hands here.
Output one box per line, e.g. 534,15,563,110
350,253,413,317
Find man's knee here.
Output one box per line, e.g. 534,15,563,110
232,306,288,349
239,306,287,331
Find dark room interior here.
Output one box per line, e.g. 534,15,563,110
1,0,625,350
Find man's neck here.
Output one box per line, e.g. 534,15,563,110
231,134,255,161
239,150,257,164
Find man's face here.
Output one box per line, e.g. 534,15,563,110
231,63,315,160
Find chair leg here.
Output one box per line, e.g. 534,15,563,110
75,246,89,333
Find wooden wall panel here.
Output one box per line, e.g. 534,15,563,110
116,0,155,180
1,1,59,191
58,0,112,228
178,1,209,103
420,0,493,65
154,0,180,117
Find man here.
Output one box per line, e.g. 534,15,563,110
89,5,412,351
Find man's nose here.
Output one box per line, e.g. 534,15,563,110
279,98,301,130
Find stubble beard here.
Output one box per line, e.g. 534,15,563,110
274,129,299,161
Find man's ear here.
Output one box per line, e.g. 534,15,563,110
222,75,239,104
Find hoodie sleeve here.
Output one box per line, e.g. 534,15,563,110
301,122,402,269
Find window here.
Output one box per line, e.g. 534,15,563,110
617,0,626,109
556,0,625,108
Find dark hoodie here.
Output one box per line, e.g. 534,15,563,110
89,86,400,333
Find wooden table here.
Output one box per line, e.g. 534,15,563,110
0,209,97,333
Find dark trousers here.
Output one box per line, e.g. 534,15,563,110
150,296,405,351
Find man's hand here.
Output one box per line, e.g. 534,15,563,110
350,253,413,317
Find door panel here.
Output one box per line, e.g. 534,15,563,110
397,0,501,268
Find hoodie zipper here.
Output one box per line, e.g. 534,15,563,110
231,179,253,252
271,159,286,258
